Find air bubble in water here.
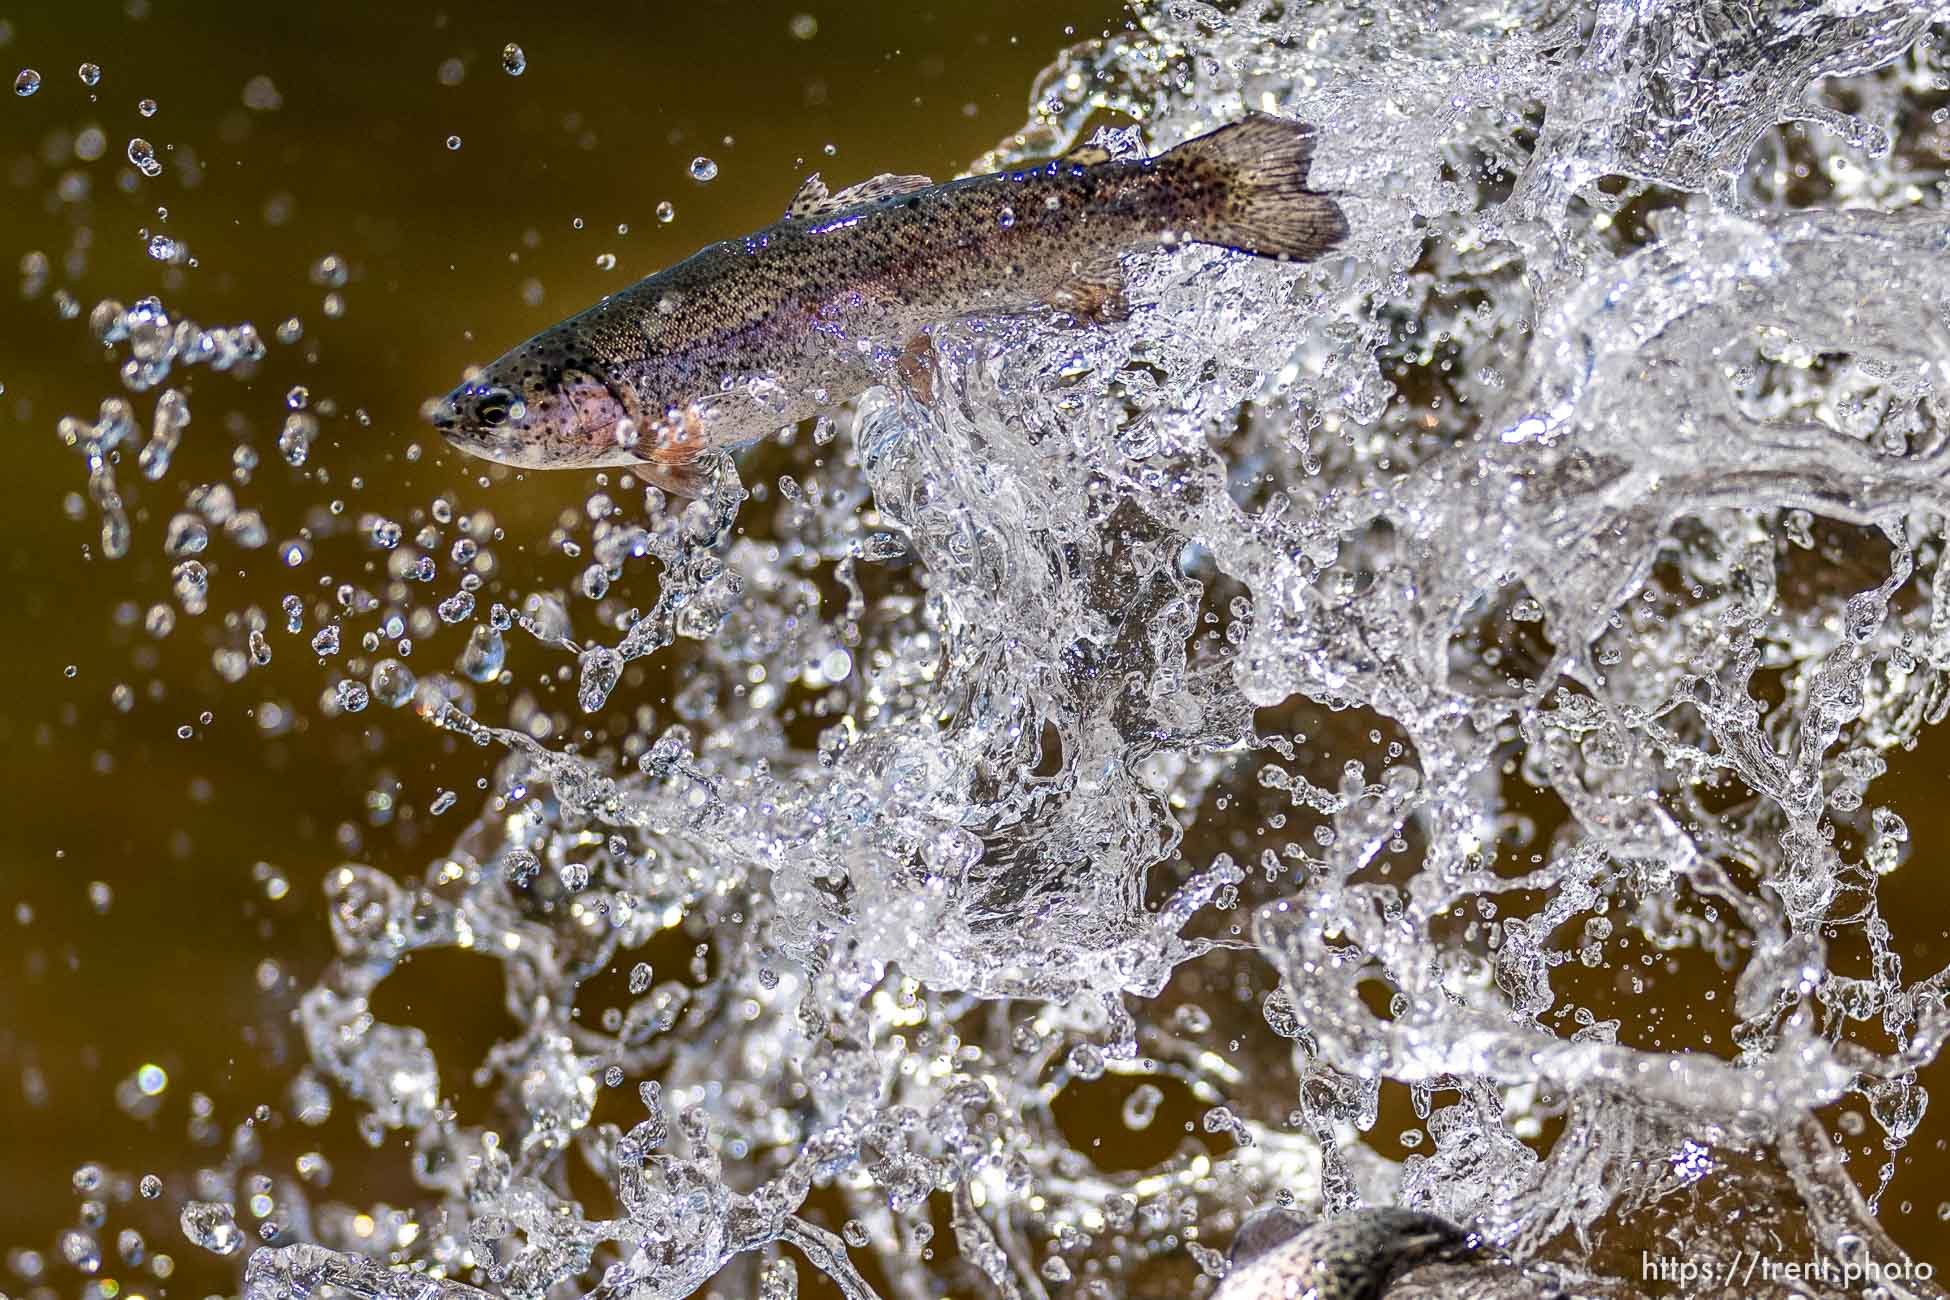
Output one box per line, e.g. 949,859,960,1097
501,43,526,75
788,13,817,39
655,200,675,222
689,156,718,181
77,63,100,86
138,97,156,117
14,68,39,96
446,134,462,150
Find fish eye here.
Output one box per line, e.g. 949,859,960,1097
473,387,522,427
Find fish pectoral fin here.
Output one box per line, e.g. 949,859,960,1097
638,454,716,501
786,172,832,219
1048,256,1131,325
632,404,718,500
829,172,934,205
896,333,939,399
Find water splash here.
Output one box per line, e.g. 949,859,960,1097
18,1,1950,1297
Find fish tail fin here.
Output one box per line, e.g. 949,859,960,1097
1162,114,1348,262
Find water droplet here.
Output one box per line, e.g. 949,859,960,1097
595,252,616,270
139,1175,162,1200
689,156,718,182
241,75,281,110
309,254,347,288
146,234,181,263
77,63,100,87
164,513,208,556
138,97,157,117
655,200,675,223
446,134,462,150
59,1230,100,1273
577,645,622,712
1121,1083,1163,1129
14,68,39,96
335,680,370,713
370,659,416,708
501,42,527,76
127,137,161,177
504,849,540,887
179,1202,243,1256
459,626,505,682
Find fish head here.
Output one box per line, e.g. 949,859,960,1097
432,342,639,470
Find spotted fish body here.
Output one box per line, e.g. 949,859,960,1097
1216,1207,1484,1300
431,115,1347,495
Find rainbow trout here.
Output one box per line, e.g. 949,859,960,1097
430,114,1347,496
1217,1207,1488,1300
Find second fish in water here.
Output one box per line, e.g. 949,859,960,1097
432,114,1349,496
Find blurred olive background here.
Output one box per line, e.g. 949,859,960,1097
1,0,1947,1290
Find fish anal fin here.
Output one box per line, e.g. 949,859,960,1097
1049,256,1131,325
830,172,934,205
640,458,710,501
786,172,833,219
1228,1208,1309,1269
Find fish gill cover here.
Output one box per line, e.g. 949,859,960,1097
16,0,1950,1297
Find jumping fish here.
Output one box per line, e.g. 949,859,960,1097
1216,1206,1486,1300
430,114,1347,496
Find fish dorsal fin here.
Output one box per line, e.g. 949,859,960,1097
786,171,933,219
786,172,832,219
829,172,933,205
1228,1208,1309,1270
1061,143,1113,166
